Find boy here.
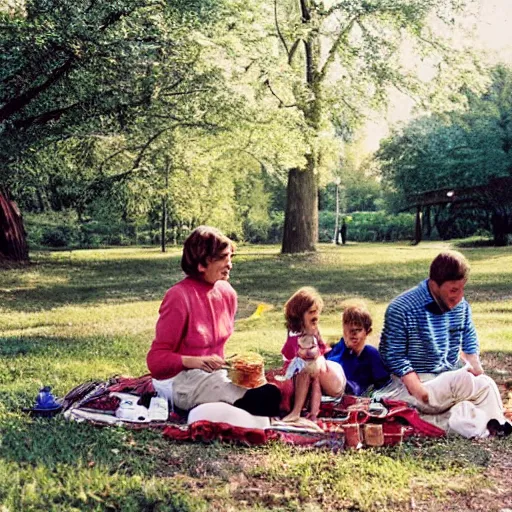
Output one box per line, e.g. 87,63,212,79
326,301,390,396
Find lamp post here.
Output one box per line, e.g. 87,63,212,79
333,177,341,243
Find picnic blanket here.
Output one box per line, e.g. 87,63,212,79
61,373,445,449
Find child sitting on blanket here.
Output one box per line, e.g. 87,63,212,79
326,301,390,396
281,287,346,422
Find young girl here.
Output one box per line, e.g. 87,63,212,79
281,287,346,421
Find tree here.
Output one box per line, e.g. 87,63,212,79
246,0,474,252
0,188,28,262
320,138,381,214
378,65,512,245
0,0,227,260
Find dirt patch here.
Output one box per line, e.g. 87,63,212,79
414,440,512,512
482,353,512,383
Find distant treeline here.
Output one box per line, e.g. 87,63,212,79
25,210,424,249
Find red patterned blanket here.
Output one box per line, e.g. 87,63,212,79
62,373,445,449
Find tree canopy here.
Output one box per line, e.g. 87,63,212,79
219,0,477,252
0,0,492,260
378,64,512,244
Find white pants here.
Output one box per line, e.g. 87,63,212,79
375,368,505,437
152,369,247,412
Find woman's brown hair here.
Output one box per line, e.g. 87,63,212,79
181,226,234,278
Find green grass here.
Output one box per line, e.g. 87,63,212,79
1,241,512,511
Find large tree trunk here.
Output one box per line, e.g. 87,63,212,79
281,5,321,254
281,166,318,253
0,190,29,262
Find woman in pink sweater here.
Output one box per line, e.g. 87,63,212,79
147,226,280,416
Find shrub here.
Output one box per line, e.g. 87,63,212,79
319,211,415,242
25,211,79,249
243,217,271,243
109,233,132,246
40,226,71,247
267,211,284,244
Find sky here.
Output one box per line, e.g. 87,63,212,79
472,0,512,60
363,0,512,151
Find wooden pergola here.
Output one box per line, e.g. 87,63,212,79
405,176,512,245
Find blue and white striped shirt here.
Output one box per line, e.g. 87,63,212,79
379,279,478,377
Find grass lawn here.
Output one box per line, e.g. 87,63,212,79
1,241,512,511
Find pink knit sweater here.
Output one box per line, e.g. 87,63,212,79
147,276,237,380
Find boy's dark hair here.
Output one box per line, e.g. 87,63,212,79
181,226,234,278
429,250,470,285
342,301,373,333
284,287,323,333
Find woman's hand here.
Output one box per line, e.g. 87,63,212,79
182,355,225,373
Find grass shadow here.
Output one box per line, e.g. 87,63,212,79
1,253,182,312
2,244,512,315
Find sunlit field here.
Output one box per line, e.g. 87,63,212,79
1,241,511,511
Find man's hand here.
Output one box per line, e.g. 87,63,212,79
461,352,484,376
402,372,429,404
182,355,225,373
411,384,429,403
466,364,484,377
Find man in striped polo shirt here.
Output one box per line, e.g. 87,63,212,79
376,250,509,437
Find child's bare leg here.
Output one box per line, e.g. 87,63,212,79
307,376,322,421
283,371,310,421
319,360,346,397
